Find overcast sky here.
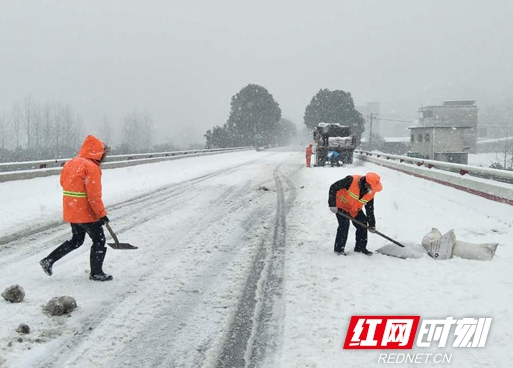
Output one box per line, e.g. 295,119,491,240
1,0,512,144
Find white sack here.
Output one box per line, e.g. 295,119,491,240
421,228,441,249
422,228,455,260
452,241,499,261
376,242,427,259
328,136,353,148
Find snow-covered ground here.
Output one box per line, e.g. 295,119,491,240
468,153,504,167
0,149,511,368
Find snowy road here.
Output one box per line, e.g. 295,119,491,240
1,151,302,368
0,149,512,368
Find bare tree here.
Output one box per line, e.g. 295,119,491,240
121,109,154,152
62,104,79,147
22,97,34,149
52,102,64,148
490,126,513,170
141,110,153,150
33,103,42,150
102,114,112,144
41,102,53,149
62,105,72,144
11,103,21,148
0,113,7,149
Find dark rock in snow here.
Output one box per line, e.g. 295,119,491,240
43,296,77,316
16,324,30,334
258,185,270,191
1,285,25,303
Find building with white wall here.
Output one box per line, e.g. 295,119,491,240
417,100,478,153
409,126,472,164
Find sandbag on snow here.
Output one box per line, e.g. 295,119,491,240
376,242,427,259
421,228,456,260
422,228,441,246
421,228,499,261
452,241,499,261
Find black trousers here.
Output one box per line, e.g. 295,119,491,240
46,221,108,274
334,210,368,252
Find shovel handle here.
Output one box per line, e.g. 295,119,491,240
104,223,120,246
336,210,405,248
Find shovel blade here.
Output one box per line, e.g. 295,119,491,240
108,242,138,250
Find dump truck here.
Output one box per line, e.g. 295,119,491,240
313,123,357,166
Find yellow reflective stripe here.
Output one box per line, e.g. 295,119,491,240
338,195,348,203
348,190,368,204
63,190,87,198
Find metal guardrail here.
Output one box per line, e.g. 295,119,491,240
0,147,253,183
354,150,513,184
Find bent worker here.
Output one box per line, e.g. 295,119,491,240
328,172,383,256
327,150,341,167
305,143,314,167
39,135,113,281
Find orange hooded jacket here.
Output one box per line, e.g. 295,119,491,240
60,135,108,223
306,144,313,157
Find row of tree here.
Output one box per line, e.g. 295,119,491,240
204,84,365,149
2,85,366,161
0,98,82,161
0,97,157,162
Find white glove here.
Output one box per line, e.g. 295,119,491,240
329,207,338,214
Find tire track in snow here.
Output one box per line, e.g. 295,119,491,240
247,171,298,368
215,163,298,368
103,206,274,368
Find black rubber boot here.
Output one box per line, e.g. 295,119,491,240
89,247,113,281
334,243,346,254
355,249,373,256
39,258,53,276
89,273,113,282
39,240,78,276
334,250,347,256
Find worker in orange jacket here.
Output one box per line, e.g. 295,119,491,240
328,172,383,256
305,143,314,167
39,135,113,281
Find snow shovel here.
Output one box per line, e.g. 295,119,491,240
336,210,405,248
105,223,138,250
